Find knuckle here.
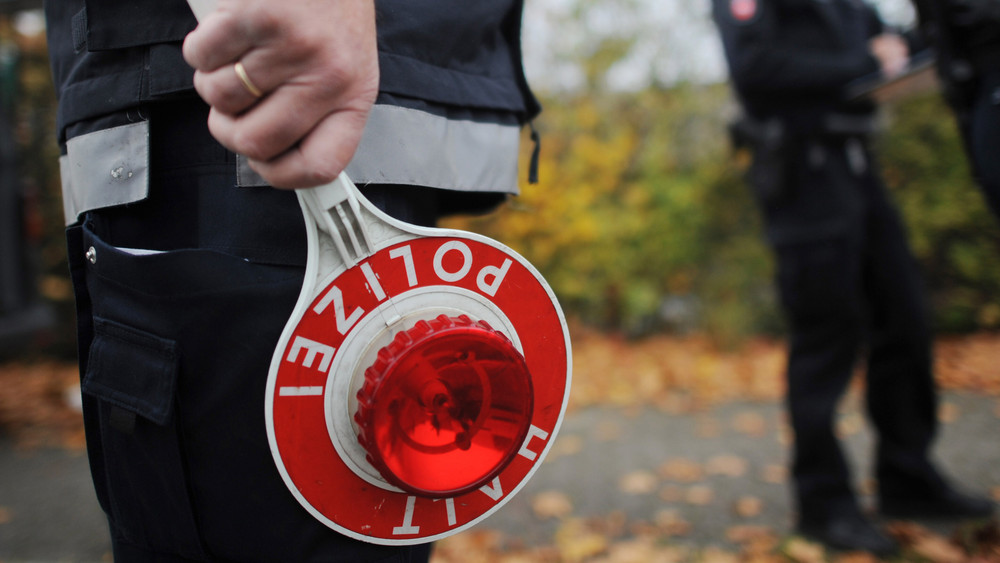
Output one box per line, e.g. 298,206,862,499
308,165,341,186
232,130,272,161
196,77,224,105
303,156,344,187
243,6,282,40
181,37,201,69
311,167,342,186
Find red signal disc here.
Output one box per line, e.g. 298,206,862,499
355,314,534,497
266,234,570,544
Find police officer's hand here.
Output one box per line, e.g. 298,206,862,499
868,33,909,79
182,0,378,189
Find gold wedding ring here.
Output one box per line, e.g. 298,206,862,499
234,61,264,98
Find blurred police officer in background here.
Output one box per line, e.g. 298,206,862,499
912,0,1000,220
43,0,539,560
712,0,994,556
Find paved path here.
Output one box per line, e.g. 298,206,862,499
1,391,997,562
481,392,1000,552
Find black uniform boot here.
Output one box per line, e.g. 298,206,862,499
877,460,995,520
880,484,995,519
797,505,899,557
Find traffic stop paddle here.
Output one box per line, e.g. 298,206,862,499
186,0,572,544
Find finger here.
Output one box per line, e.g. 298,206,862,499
206,94,319,161
183,10,254,71
246,109,371,189
206,78,367,161
192,41,316,114
191,36,336,116
192,64,263,115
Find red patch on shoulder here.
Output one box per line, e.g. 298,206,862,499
731,0,757,21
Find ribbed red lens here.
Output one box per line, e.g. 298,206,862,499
355,315,533,497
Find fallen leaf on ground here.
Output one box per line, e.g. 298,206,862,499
888,521,973,563
531,491,573,520
658,458,704,482
938,401,960,423
654,509,692,537
431,529,503,561
734,528,780,558
991,486,1000,502
685,484,714,505
0,362,86,449
732,411,767,437
706,454,748,477
554,518,608,562
733,496,763,518
699,546,739,563
618,470,658,495
934,334,1000,395
596,510,628,539
777,421,793,446
783,537,826,563
951,519,1000,560
759,464,787,484
909,534,967,563
888,520,927,542
725,524,775,544
831,553,880,563
0,506,11,524
601,538,691,563
628,519,658,539
494,555,547,563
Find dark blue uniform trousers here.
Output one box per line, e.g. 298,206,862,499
758,136,944,525
969,68,1000,221
67,100,437,562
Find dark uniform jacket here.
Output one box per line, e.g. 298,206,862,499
712,0,904,246
712,0,884,134
912,0,1000,117
45,2,541,560
45,0,539,144
45,0,541,225
913,0,1000,72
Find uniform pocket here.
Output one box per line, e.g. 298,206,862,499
83,0,195,50
85,318,179,426
82,316,207,559
75,218,308,559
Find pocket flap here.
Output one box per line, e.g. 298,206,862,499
84,317,179,426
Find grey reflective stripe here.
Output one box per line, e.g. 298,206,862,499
60,121,150,225
58,105,520,225
237,104,522,194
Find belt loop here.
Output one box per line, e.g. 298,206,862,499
845,138,867,176
236,154,269,187
528,120,541,185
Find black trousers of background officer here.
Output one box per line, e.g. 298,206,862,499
755,133,943,525
67,100,438,562
969,66,1000,220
